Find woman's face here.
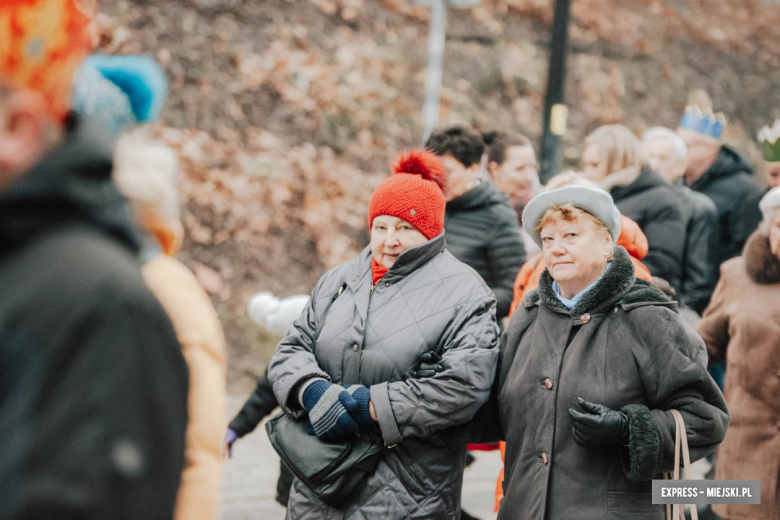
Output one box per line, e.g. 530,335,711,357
765,162,780,190
491,145,539,200
371,215,429,268
582,144,608,181
541,216,612,296
440,153,480,201
770,212,780,259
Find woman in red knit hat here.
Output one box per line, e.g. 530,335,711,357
259,149,499,519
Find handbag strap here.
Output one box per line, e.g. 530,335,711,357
667,409,699,520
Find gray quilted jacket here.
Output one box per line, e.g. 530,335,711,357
268,233,499,519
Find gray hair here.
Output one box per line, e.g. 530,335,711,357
113,129,181,231
642,126,688,160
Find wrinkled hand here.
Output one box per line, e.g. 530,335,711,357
302,381,360,441
568,398,629,447
415,351,443,378
224,428,239,458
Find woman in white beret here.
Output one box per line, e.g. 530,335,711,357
472,185,729,519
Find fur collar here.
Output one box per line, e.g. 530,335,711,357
744,230,780,285
525,246,669,315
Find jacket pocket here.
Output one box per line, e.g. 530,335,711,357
606,491,663,520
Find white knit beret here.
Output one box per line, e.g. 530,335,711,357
522,185,622,248
759,186,780,223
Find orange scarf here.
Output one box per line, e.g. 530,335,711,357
371,258,388,286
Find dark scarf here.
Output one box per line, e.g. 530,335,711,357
744,230,780,284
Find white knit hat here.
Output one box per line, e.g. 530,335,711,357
759,186,780,223
522,185,622,248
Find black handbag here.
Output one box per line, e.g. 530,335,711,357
264,281,387,507
265,411,385,507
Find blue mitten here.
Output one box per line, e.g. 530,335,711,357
344,385,374,427
302,380,360,441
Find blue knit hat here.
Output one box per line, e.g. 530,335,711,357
72,54,168,139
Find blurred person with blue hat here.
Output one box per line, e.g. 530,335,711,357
676,89,764,266
72,53,230,520
0,2,189,519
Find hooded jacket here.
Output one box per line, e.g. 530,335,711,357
445,181,526,320
610,166,686,292
689,145,765,266
471,246,729,519
0,116,189,520
698,231,780,520
268,233,499,519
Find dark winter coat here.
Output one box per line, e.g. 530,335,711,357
471,246,729,520
268,233,499,519
610,166,686,293
0,116,189,520
698,231,780,520
675,185,719,314
230,368,277,437
445,181,525,320
688,145,765,266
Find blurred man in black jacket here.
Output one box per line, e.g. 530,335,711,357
677,92,764,267
0,3,188,519
426,125,526,321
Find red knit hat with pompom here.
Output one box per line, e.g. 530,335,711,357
368,149,447,239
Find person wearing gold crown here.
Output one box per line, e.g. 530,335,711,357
758,120,780,192
0,2,189,519
676,90,764,267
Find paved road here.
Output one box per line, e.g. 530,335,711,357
219,394,501,520
219,394,708,519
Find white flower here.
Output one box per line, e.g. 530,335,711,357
758,119,780,145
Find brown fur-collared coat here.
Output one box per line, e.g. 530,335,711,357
698,231,780,520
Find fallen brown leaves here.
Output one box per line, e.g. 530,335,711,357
96,0,780,382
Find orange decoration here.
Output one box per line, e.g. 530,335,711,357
0,0,95,119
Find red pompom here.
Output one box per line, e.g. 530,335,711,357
392,149,447,192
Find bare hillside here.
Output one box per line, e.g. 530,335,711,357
97,0,780,388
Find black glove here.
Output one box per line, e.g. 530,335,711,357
568,397,629,447
414,351,443,378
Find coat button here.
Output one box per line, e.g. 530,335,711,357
352,344,359,352
541,453,549,465
580,313,591,323
544,378,554,390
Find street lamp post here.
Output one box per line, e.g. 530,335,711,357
539,0,572,184
417,0,481,144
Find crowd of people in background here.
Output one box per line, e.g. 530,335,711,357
2,2,780,520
